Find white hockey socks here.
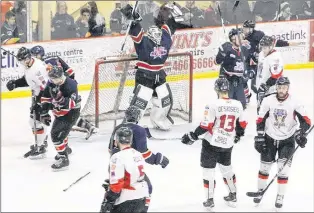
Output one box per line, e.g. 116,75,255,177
258,161,273,190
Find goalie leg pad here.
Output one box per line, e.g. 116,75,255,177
203,168,215,200
29,116,47,146
150,83,174,130
130,84,154,118
218,164,237,193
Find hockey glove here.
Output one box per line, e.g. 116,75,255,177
182,132,198,145
40,111,51,126
254,134,267,153
234,135,241,144
6,80,16,91
102,179,110,191
294,129,307,148
244,69,256,79
156,153,169,168
120,4,142,22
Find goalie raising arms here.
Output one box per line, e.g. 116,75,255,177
120,2,188,130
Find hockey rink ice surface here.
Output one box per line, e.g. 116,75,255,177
1,69,314,212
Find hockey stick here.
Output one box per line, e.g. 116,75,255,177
24,96,39,158
63,171,91,192
246,125,314,199
1,47,17,58
120,1,139,52
217,4,228,41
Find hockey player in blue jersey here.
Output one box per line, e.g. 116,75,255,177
120,2,188,130
41,66,81,171
30,45,97,140
105,105,169,212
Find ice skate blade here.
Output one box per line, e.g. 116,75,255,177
225,201,237,208
51,166,69,172
204,206,215,212
274,207,282,212
29,153,46,160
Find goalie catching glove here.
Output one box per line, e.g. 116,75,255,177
120,4,142,23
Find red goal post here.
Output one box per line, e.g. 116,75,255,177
80,52,193,129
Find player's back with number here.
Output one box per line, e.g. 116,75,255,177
110,148,148,205
202,98,246,149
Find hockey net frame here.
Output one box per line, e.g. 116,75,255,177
85,52,193,128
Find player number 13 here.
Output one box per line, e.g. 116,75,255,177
219,115,236,132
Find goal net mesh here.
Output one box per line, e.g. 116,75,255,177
80,52,193,128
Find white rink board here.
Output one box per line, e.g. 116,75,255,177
1,69,313,212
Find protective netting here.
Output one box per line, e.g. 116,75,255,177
80,52,193,128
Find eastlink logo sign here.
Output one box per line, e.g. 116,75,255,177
271,30,306,41
1,50,19,68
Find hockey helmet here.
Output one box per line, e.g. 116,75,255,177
243,20,255,28
48,65,64,79
125,105,141,123
276,76,290,86
228,28,240,41
115,126,133,145
30,45,45,59
259,36,274,47
16,47,31,61
147,26,162,46
214,77,229,92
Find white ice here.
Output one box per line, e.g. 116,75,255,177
2,69,313,212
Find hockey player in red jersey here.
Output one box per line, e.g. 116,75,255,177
120,2,189,130
253,76,311,210
181,77,247,211
100,127,148,213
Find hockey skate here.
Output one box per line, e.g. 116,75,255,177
51,154,69,171
55,145,72,160
224,192,237,208
253,190,263,207
28,144,47,160
274,194,284,211
203,198,215,212
85,123,98,140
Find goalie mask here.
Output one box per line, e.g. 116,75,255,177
147,26,162,46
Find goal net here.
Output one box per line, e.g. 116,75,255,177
80,52,193,130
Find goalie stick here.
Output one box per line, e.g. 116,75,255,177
246,125,314,201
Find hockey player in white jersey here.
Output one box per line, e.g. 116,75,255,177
181,77,248,211
256,36,284,111
100,127,148,213
6,47,49,159
253,76,311,210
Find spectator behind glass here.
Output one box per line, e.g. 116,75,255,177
137,1,160,31
110,2,123,34
204,1,224,27
302,1,314,19
1,1,14,23
51,1,76,40
223,0,253,24
1,10,19,44
253,0,278,22
86,1,106,37
76,8,90,38
278,2,298,21
181,1,205,28
12,1,27,43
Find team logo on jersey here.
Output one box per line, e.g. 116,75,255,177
273,108,287,128
150,46,167,59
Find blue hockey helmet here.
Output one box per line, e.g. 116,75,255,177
125,105,141,123
116,127,133,144
30,45,45,59
276,76,290,86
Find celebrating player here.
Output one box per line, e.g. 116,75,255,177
107,105,169,212
181,77,247,211
100,127,148,213
253,76,311,210
120,2,186,130
215,28,254,109
242,20,301,101
30,45,97,140
255,36,284,112
40,66,81,171
6,47,49,159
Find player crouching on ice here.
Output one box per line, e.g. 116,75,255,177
6,47,49,159
40,66,81,171
181,77,247,211
30,45,97,140
100,127,149,213
120,2,187,130
253,76,311,210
